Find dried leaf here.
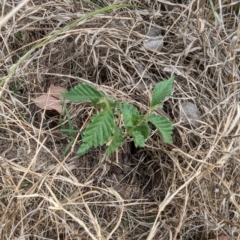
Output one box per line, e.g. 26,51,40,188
32,94,63,114
49,84,67,100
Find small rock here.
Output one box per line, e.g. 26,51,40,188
147,26,161,37
134,62,151,79
180,102,201,127
143,27,163,52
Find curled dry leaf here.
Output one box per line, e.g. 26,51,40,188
32,94,63,114
48,84,67,100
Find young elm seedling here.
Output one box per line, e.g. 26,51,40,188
62,76,174,156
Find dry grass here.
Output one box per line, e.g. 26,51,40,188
0,0,240,239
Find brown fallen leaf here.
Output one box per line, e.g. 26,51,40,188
32,94,63,114
48,84,67,100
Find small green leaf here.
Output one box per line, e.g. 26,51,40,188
119,103,141,129
148,115,173,143
131,123,150,147
78,109,114,155
132,131,145,147
62,83,104,103
105,126,123,155
151,77,174,107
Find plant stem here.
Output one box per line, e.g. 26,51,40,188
124,108,152,138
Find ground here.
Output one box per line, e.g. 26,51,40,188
0,0,240,239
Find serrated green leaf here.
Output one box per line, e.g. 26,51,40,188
137,123,150,139
119,103,141,129
131,123,150,147
151,77,174,107
105,126,123,155
62,83,104,103
132,130,145,147
147,115,173,143
78,109,114,155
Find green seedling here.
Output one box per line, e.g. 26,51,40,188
62,77,174,156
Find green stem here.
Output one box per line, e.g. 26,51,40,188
103,97,111,110
124,107,152,138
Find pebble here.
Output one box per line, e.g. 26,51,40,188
180,101,201,127
143,27,163,52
